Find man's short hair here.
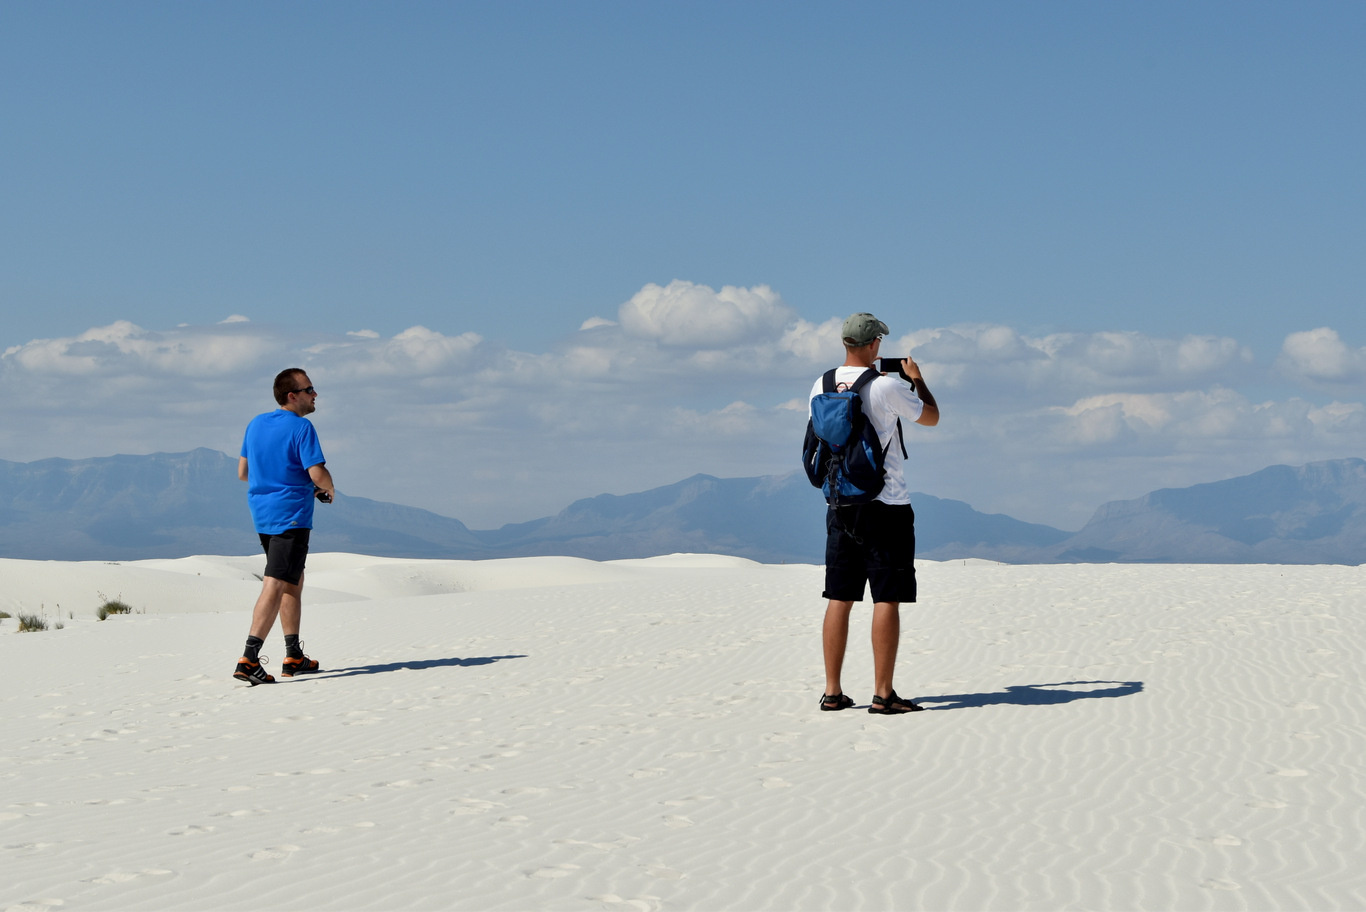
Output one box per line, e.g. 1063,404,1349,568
273,368,308,406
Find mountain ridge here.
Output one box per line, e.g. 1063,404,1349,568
2,449,1363,564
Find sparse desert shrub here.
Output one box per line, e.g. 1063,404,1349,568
97,592,134,620
17,612,49,632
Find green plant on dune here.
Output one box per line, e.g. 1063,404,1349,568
97,592,134,621
17,611,49,632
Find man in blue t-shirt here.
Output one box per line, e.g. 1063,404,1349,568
232,368,335,685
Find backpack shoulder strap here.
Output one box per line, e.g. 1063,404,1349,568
849,367,880,395
821,368,838,393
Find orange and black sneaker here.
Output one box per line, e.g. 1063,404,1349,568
281,652,320,677
233,656,276,685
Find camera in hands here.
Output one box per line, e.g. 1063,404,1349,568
877,357,913,382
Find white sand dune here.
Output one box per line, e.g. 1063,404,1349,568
2,555,1363,911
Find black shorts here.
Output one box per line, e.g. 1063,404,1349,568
259,528,310,585
823,501,917,604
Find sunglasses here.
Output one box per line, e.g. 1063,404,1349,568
293,386,317,395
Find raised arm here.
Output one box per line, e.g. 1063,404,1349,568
901,356,939,427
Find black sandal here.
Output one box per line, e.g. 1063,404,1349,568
819,693,855,712
868,690,923,714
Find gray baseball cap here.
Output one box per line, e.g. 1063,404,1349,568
841,312,890,346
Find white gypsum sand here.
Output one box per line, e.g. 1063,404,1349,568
1,555,1363,911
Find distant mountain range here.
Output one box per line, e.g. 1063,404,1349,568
2,449,1363,564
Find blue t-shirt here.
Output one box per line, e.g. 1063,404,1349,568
240,410,326,534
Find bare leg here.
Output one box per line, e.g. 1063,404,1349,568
871,601,900,698
822,600,854,695
278,570,304,637
248,575,304,640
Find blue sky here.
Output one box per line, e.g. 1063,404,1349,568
3,2,1365,531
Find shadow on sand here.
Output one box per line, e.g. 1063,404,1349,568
315,655,528,679
917,680,1143,711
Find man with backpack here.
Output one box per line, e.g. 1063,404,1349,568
806,313,939,714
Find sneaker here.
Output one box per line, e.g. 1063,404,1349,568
281,652,320,677
233,656,275,685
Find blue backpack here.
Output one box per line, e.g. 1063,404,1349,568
802,367,906,506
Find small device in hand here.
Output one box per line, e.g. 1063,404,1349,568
314,487,332,503
877,357,913,382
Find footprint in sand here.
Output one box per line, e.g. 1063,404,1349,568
168,825,214,837
662,815,693,828
853,741,882,752
450,798,502,816
1201,879,1240,891
660,796,713,807
529,864,580,878
6,899,66,910
1210,834,1243,846
589,895,662,912
88,870,173,884
630,768,667,779
248,845,300,861
643,865,684,881
760,777,792,789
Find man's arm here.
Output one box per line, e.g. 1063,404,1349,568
238,457,249,481
901,356,939,427
308,463,335,501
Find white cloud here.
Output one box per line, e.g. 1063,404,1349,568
1,320,278,377
901,325,1254,400
618,280,794,349
1,289,1363,532
1277,327,1366,383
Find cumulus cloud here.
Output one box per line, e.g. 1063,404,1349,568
1,320,279,376
1277,327,1366,383
2,287,1363,532
618,280,795,349
900,325,1254,398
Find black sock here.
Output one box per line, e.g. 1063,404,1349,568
284,634,302,658
244,636,264,662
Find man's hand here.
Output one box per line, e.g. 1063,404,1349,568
314,487,333,504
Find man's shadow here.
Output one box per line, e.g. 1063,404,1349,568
917,680,1143,710
316,655,527,679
